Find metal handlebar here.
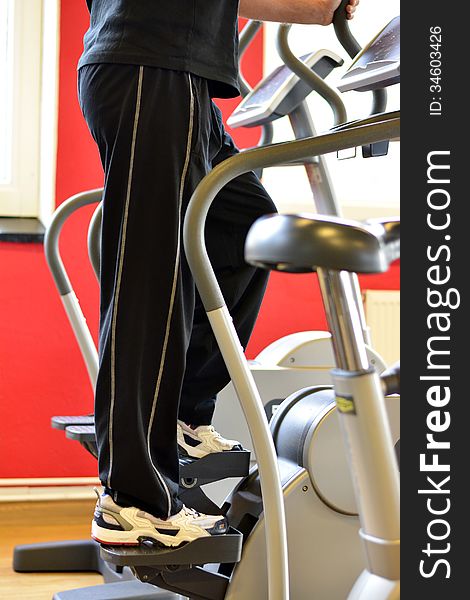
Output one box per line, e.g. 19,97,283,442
333,0,387,115
44,189,102,387
276,24,347,127
238,20,274,157
88,202,102,281
238,20,262,96
333,0,362,57
45,189,102,294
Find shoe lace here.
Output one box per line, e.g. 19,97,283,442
181,505,201,518
200,425,223,441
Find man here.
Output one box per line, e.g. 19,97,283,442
79,0,359,548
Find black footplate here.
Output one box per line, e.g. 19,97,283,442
53,418,251,485
53,418,251,514
100,527,242,569
51,415,94,429
101,532,242,600
180,451,250,485
179,451,251,515
65,425,96,442
52,416,98,459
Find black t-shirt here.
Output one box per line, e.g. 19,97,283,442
78,0,240,98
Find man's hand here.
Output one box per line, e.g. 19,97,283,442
345,0,360,21
336,0,360,23
239,0,361,26
318,1,360,26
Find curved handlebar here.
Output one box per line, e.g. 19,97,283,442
333,0,361,58
88,202,102,281
45,189,102,294
239,20,262,58
276,24,347,127
238,20,274,153
333,0,387,115
238,20,262,97
44,189,102,388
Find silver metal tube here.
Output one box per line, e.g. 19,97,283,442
331,111,400,133
313,270,348,368
237,20,273,167
44,188,103,294
287,101,317,141
334,369,400,577
259,122,274,147
61,292,98,387
371,89,388,116
349,273,372,346
315,263,400,577
288,102,341,216
88,202,102,282
238,20,262,97
276,24,348,126
208,307,289,600
316,269,370,372
44,188,103,388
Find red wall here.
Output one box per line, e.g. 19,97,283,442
0,3,399,479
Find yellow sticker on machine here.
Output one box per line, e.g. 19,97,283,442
335,395,356,414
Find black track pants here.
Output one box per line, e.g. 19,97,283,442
78,64,276,518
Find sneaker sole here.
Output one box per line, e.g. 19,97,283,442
92,520,226,548
178,443,242,459
177,443,209,459
92,522,202,547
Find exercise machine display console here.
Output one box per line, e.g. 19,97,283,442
338,16,400,93
227,50,343,128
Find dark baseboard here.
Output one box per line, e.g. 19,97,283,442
0,218,45,243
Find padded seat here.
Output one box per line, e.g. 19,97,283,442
245,213,400,274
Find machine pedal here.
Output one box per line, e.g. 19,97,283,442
51,415,94,429
179,452,251,514
179,451,250,484
65,425,96,442
100,528,242,569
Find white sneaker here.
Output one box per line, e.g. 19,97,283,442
177,420,243,459
92,492,228,547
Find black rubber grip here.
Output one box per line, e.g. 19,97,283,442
333,0,361,59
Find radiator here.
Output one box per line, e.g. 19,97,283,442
365,290,400,366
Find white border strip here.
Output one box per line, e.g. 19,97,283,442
38,0,61,227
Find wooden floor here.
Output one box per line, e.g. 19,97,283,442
0,500,102,599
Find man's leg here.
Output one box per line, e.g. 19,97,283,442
179,109,277,428
79,63,207,518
